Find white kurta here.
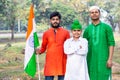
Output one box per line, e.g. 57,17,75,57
64,37,89,80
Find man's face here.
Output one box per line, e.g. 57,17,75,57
89,9,100,21
72,30,82,38
50,16,60,28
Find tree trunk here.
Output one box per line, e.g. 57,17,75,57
10,16,15,40
11,25,14,40
18,19,20,32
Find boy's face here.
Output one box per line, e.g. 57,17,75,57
72,30,82,38
50,16,60,28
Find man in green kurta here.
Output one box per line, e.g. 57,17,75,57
83,6,115,80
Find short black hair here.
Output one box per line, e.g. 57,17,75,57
50,11,61,19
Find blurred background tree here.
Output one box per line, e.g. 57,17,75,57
0,0,120,40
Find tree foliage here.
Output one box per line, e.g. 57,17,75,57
0,0,120,37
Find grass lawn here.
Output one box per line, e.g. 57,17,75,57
0,41,46,80
0,32,120,80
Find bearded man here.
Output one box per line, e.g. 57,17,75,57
36,11,70,80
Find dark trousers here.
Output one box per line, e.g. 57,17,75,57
45,75,64,80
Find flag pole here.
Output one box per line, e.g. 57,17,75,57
31,2,41,80
36,54,41,80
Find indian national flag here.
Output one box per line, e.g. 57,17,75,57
24,4,39,77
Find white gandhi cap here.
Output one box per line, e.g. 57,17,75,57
89,6,100,11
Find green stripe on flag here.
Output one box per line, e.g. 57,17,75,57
34,32,39,48
24,53,36,77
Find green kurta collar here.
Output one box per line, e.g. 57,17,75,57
92,21,102,26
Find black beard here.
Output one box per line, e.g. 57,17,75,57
51,23,60,28
92,18,99,21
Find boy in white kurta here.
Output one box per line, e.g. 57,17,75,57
64,20,89,80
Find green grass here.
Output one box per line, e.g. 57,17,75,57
0,33,120,79
0,41,45,79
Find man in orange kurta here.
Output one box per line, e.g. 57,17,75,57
36,11,70,80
